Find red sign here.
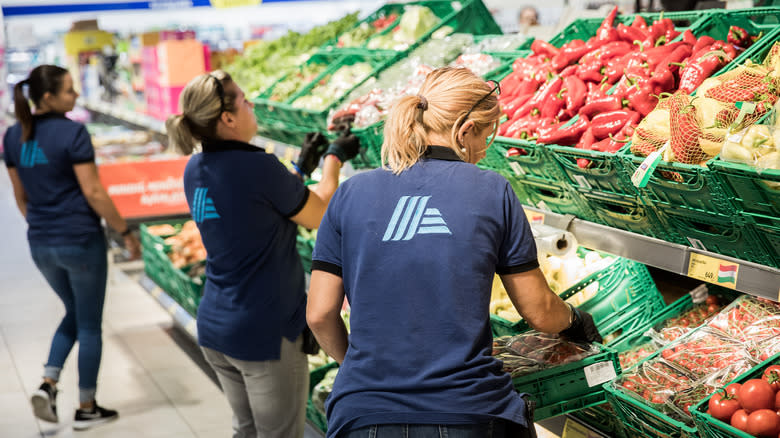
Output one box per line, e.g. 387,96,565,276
98,157,190,219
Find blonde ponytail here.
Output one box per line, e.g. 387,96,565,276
380,67,501,174
165,70,237,155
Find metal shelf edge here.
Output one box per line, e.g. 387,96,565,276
138,274,198,340
523,206,780,300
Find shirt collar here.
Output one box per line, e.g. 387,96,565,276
201,139,265,153
423,145,464,162
32,112,68,121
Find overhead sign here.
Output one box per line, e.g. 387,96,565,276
1,0,304,16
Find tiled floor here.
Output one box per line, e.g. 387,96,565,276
0,167,233,437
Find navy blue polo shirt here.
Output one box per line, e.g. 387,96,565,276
183,139,309,361
312,146,539,436
3,113,101,245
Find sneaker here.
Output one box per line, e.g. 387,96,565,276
73,403,118,430
31,382,58,423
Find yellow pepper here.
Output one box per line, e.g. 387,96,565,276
741,125,774,149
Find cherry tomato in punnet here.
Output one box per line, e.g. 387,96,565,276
709,391,741,422
746,409,780,437
706,295,719,305
732,409,749,432
762,365,780,392
708,303,720,313
739,379,776,412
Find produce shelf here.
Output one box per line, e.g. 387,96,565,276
520,206,780,300
138,273,198,340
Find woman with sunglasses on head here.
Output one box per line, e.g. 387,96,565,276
166,70,359,438
306,67,602,438
4,65,141,430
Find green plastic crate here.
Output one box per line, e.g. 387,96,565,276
320,0,502,54
547,143,639,199
255,118,313,148
515,176,595,219
512,343,620,420
253,51,396,133
691,352,780,438
307,362,338,434
548,10,709,48
742,213,780,268
486,137,568,188
296,235,315,274
710,156,780,219
171,263,204,317
655,207,776,267
140,220,191,301
579,191,663,238
569,403,629,438
491,257,665,344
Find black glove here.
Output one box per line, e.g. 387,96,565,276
559,304,603,344
324,132,360,163
295,132,328,176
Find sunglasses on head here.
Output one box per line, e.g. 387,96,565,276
462,80,501,122
210,74,226,114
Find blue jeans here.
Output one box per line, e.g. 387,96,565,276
340,420,532,438
30,232,107,403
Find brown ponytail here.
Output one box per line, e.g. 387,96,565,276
15,65,69,142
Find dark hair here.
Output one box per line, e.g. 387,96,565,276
14,65,69,142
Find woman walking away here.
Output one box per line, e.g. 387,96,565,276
4,65,141,430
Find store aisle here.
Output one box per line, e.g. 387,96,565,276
0,167,233,437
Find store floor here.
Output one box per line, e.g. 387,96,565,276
0,167,564,438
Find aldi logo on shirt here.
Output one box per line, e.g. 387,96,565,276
382,195,451,242
192,187,220,223
19,140,49,168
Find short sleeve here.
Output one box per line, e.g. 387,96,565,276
496,181,539,275
3,130,15,168
261,155,309,217
311,188,343,277
68,125,95,164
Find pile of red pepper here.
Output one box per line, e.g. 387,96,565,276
497,7,760,166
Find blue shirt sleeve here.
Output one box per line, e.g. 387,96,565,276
3,130,15,168
311,188,343,276
68,125,95,164
497,181,539,274
261,155,309,217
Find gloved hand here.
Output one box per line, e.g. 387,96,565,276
559,304,602,344
295,132,328,176
324,132,361,163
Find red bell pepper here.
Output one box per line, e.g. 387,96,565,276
541,88,566,118
659,44,693,75
527,76,563,113
537,115,590,146
531,39,560,58
617,23,647,44
586,82,606,101
576,127,596,150
505,116,542,139
649,69,675,93
551,40,590,71
502,93,534,119
632,16,648,30
597,6,619,42
579,95,624,118
502,77,539,101
668,95,703,163
678,51,729,94
682,29,697,46
577,59,605,83
560,65,579,77
591,110,639,140
625,81,658,117
705,85,755,102
728,25,751,47
693,35,715,52
563,75,587,118
602,41,634,60
603,131,631,153
664,28,681,43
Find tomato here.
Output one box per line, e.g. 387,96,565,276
726,383,742,397
739,379,776,412
708,303,720,314
709,391,741,422
732,409,749,432
746,409,780,437
775,390,780,411
706,295,719,305
762,365,780,392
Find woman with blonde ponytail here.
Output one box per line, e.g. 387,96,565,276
4,65,141,430
169,70,359,438
308,67,601,438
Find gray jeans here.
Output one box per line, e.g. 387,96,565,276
202,336,309,438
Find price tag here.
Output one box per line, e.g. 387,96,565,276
536,200,552,212
687,253,740,289
632,143,668,188
572,174,593,189
584,361,617,387
509,162,526,176
524,210,545,225
563,418,601,438
210,0,261,8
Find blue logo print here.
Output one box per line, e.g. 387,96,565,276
382,195,451,242
20,140,49,168
192,187,220,223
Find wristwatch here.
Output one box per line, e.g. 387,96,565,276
120,225,138,237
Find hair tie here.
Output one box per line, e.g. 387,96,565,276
416,95,428,111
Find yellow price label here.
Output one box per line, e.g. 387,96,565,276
210,0,260,8
524,210,545,225
265,142,275,155
283,147,296,162
687,253,739,289
562,418,600,438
